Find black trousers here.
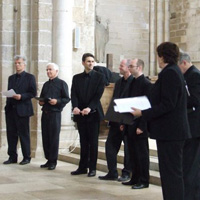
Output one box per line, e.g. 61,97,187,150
157,140,185,200
128,137,149,184
41,111,61,165
183,137,200,200
106,125,131,176
77,120,100,171
5,109,31,160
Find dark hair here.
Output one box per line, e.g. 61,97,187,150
82,53,95,62
157,42,179,64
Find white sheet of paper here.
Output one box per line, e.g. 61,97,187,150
114,105,119,112
114,96,151,113
1,89,16,97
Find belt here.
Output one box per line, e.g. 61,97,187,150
44,110,52,114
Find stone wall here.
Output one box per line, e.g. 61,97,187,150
95,0,150,75
0,0,200,155
72,0,95,76
0,0,96,156
170,0,200,68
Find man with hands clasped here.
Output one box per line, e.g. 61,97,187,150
71,53,105,177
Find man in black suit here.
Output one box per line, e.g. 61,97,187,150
98,59,132,181
132,42,190,200
178,52,200,200
122,58,152,189
39,63,70,170
3,55,37,165
71,53,105,177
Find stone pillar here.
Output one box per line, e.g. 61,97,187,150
149,0,156,76
164,0,170,41
52,0,78,152
156,0,164,74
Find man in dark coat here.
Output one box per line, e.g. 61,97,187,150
98,59,132,181
132,42,191,200
178,52,200,200
71,53,105,177
39,63,70,170
122,58,152,189
3,55,36,165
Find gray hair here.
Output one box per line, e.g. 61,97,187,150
46,62,59,71
14,55,26,65
179,52,191,63
125,59,132,67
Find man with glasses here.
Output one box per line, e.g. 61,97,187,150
3,55,36,165
122,58,152,189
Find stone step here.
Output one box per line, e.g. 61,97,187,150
98,139,158,157
68,145,159,172
58,152,161,186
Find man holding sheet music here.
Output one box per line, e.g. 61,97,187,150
122,58,152,189
3,55,36,165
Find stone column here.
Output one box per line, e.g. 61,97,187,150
164,0,170,41
156,0,164,74
149,0,156,76
52,0,78,152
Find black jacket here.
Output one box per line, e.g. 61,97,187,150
5,71,37,117
142,64,191,141
128,74,152,138
184,65,200,138
71,70,105,122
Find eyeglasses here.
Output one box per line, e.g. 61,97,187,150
128,65,138,68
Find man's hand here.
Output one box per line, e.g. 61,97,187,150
49,99,57,105
119,125,124,131
39,101,45,106
136,128,143,135
13,94,21,100
73,107,81,115
81,107,91,116
131,107,142,117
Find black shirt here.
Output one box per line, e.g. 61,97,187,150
40,77,70,112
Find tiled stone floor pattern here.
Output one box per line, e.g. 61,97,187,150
0,150,163,200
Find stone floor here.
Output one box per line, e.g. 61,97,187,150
0,151,163,200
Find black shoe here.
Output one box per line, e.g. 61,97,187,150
122,180,137,186
118,174,130,182
132,183,149,189
40,161,49,168
71,168,87,175
88,170,96,177
98,173,118,181
3,159,17,165
19,159,30,165
48,164,56,170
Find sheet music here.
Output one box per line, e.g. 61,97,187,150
114,96,151,113
1,89,16,97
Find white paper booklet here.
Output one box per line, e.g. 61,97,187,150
114,96,151,113
1,89,16,97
